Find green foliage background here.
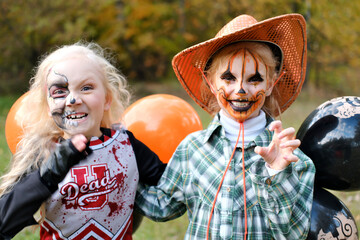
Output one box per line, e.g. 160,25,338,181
1,0,360,94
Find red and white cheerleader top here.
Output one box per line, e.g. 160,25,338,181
40,128,156,240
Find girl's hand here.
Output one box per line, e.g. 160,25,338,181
40,134,89,192
254,120,301,170
71,134,88,152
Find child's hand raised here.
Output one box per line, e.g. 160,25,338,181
254,120,301,170
71,134,88,152
39,134,90,192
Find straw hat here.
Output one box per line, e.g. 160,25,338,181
172,13,307,116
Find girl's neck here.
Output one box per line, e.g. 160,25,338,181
63,129,102,140
219,110,266,148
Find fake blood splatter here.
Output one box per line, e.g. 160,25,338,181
107,173,128,217
111,145,124,168
62,213,67,224
115,172,126,190
107,201,125,217
62,198,78,210
120,138,131,145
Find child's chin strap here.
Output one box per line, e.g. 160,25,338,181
273,70,286,87
198,68,217,95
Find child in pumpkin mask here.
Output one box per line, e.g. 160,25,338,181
135,14,315,239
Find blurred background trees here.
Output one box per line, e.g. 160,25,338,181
1,0,360,95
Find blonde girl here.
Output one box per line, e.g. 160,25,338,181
0,41,165,239
0,42,130,195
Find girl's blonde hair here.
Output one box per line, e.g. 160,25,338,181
201,41,281,117
0,41,131,196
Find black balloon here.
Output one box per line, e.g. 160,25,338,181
307,186,358,239
297,96,360,191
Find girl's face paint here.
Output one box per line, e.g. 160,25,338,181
47,71,69,129
213,49,273,122
46,56,111,139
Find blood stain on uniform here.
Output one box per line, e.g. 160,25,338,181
115,172,126,190
120,138,131,145
62,198,78,209
108,201,125,217
111,144,124,168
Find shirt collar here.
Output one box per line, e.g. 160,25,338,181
202,113,223,144
89,127,116,146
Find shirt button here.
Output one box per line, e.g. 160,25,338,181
265,178,272,185
227,187,231,192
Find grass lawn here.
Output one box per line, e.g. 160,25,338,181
0,83,359,239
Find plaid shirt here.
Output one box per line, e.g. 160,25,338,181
136,114,315,240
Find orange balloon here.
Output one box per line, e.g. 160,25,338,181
123,94,203,163
5,92,29,154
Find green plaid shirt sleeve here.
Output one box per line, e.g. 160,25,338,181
136,114,316,240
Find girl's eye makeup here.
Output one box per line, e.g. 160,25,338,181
48,71,70,99
49,85,69,98
220,61,236,82
248,72,264,83
220,71,236,81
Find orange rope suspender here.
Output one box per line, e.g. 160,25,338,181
206,122,248,240
241,122,248,239
199,67,249,239
199,65,285,239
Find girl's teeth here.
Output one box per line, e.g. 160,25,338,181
232,101,249,107
67,113,87,119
